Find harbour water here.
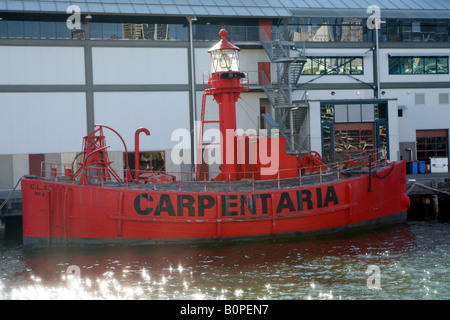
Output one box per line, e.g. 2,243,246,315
0,221,449,301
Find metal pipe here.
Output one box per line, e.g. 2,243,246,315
187,16,197,171
135,128,150,180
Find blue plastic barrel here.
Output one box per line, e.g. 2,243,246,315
409,161,418,174
419,161,426,174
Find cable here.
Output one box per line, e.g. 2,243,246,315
0,176,23,212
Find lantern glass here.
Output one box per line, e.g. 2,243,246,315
211,49,239,73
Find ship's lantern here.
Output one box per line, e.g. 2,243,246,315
208,29,241,73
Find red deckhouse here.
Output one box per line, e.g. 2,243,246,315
20,30,410,249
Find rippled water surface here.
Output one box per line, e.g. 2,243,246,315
0,221,449,300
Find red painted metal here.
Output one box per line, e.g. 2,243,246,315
207,29,241,53
20,29,410,249
200,29,249,181
134,127,150,180
21,161,410,248
299,151,328,174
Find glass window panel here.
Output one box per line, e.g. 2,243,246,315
90,23,103,39
389,57,401,74
417,143,426,150
8,21,24,38
40,21,56,39
417,137,426,144
169,24,188,41
436,20,448,42
321,104,334,123
55,22,72,39
0,20,7,39
334,104,348,123
375,103,388,121
379,124,388,152
424,57,437,73
401,57,413,74
348,104,361,122
437,57,448,74
412,57,424,74
302,58,313,74
350,57,363,74
338,57,351,74
326,57,338,74
103,23,121,40
316,57,326,74
361,104,374,121
402,20,412,41
322,125,332,163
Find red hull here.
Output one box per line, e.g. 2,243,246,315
21,161,410,249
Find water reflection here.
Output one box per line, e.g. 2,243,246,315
1,222,449,300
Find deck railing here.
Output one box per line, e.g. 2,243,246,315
36,149,389,192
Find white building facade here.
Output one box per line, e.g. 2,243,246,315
0,1,449,188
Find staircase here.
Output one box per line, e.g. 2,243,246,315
260,30,309,155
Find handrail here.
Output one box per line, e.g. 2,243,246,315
36,149,388,191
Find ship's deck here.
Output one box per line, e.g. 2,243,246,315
95,164,386,193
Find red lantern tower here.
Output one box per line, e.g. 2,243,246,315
197,29,248,181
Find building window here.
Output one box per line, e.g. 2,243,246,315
320,101,389,163
302,57,363,75
382,19,450,43
389,56,449,74
286,17,372,42
416,130,448,161
334,123,375,162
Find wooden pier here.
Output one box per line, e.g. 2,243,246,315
406,172,450,221
0,189,23,239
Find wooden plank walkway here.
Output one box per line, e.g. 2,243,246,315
406,172,450,196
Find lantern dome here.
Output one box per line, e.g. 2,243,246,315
208,29,241,73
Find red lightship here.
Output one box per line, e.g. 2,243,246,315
20,30,410,249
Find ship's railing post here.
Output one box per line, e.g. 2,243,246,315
252,172,255,191
277,172,280,189
319,166,322,184
299,169,302,187
204,174,207,192
178,172,181,191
